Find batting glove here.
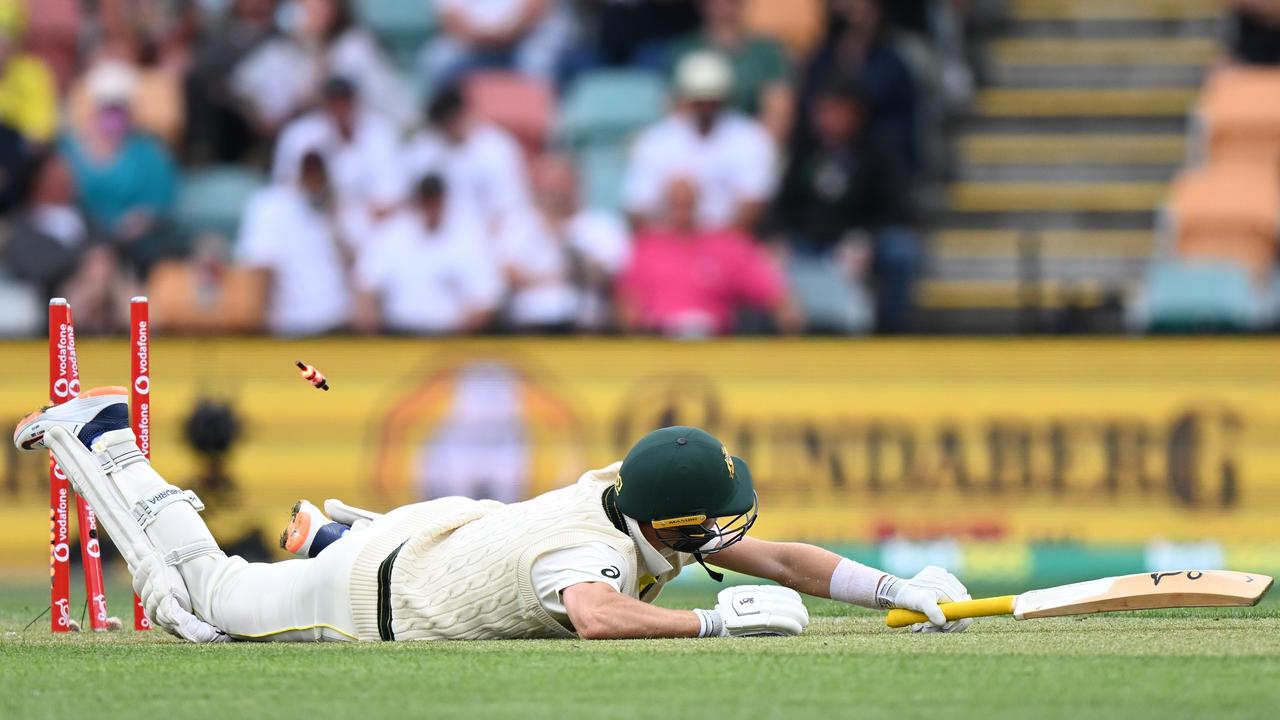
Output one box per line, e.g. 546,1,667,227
695,585,810,637
878,565,973,633
134,555,229,643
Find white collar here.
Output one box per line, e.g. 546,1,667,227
623,514,674,577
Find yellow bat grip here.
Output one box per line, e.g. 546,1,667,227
884,595,1017,628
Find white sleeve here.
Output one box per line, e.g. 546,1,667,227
234,193,280,268
354,226,393,293
570,211,631,275
530,543,630,620
364,120,409,206
621,129,667,216
231,41,310,127
271,121,308,184
400,134,442,188
454,229,505,311
485,130,533,218
730,122,779,202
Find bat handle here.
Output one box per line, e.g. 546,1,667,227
884,595,1017,628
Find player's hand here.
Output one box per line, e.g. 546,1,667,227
134,555,228,643
878,565,973,633
705,585,809,637
152,595,229,643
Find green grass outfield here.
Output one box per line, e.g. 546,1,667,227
2,581,1278,720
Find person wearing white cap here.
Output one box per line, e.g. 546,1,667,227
621,50,778,233
58,61,179,283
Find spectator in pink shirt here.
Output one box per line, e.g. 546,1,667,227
616,178,795,337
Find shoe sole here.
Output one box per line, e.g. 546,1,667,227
13,387,128,450
280,501,314,554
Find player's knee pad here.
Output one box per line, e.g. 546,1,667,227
48,426,224,573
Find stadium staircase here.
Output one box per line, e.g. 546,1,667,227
919,0,1222,333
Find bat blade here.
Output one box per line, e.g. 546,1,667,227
883,570,1273,628
1014,570,1274,620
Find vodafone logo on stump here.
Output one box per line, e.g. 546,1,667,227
133,320,149,394
52,323,81,399
132,317,150,457
51,486,70,563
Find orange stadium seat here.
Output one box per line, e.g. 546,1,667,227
1169,164,1280,282
465,72,556,154
147,262,267,334
1198,66,1280,167
742,0,825,59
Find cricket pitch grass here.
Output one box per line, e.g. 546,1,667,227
2,581,1278,720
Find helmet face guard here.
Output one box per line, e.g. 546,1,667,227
651,492,758,555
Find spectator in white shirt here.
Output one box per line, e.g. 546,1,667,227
498,154,630,332
421,0,577,83
622,50,778,232
232,0,415,133
354,175,504,335
272,76,405,242
237,151,352,336
401,86,531,235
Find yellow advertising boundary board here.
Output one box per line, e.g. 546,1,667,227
0,338,1277,571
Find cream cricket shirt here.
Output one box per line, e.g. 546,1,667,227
530,515,684,630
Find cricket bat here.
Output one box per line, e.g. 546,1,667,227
884,570,1273,628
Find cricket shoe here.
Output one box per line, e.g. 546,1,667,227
13,387,130,452
280,500,350,558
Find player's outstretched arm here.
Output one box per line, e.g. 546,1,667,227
709,537,845,598
561,581,809,640
710,537,974,632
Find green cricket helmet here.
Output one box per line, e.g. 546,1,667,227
614,426,758,555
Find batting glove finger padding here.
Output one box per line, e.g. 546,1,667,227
714,585,810,637
134,554,227,642
153,595,228,643
890,566,974,633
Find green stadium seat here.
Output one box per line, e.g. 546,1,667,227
787,257,874,335
559,70,668,147
1131,261,1264,332
576,144,628,212
356,0,438,70
176,166,267,249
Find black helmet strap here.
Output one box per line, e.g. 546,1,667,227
693,553,725,583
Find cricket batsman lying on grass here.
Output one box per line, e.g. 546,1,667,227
15,388,972,643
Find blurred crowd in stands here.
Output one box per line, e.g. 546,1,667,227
1139,0,1280,331
0,0,983,337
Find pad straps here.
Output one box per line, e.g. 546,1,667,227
162,539,223,567
131,487,206,529
94,439,146,474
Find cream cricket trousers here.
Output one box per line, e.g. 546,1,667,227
180,504,425,642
